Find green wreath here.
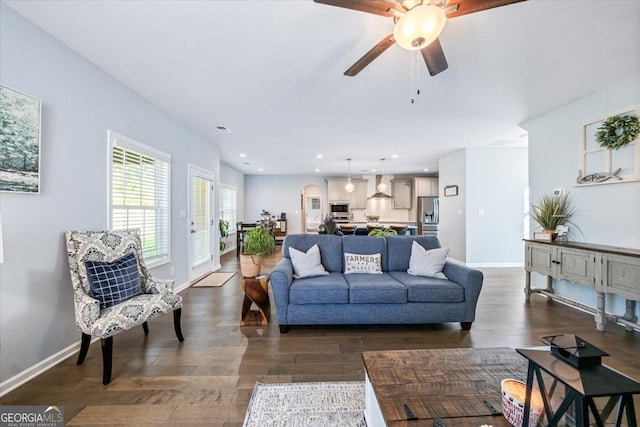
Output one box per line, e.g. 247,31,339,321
595,114,640,150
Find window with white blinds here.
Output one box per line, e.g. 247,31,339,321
108,131,171,268
219,185,237,232
191,175,212,267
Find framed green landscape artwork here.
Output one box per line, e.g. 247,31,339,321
0,85,42,193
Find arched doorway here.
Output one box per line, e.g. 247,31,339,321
301,184,323,234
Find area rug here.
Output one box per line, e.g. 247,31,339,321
191,272,236,287
243,381,365,427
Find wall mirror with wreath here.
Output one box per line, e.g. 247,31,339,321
577,104,640,186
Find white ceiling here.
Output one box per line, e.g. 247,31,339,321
4,0,640,176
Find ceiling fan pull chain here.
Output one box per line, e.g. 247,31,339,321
411,51,416,104
416,52,421,96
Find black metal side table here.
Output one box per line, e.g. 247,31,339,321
516,348,640,427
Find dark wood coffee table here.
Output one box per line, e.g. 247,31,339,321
362,347,529,426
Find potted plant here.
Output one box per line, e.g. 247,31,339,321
365,214,380,223
530,192,578,240
368,228,398,237
219,219,230,251
319,215,341,235
240,225,276,277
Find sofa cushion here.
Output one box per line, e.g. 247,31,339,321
289,272,349,304
389,271,464,303
345,273,407,303
289,244,329,279
283,234,343,273
386,235,442,272
344,252,382,274
85,251,143,309
342,235,388,272
407,242,449,279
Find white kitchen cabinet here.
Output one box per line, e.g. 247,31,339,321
392,178,413,209
327,178,349,202
414,177,439,197
350,179,368,209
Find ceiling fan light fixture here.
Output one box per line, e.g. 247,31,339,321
393,5,446,51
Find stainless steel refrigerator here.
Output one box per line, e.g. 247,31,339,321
417,196,439,236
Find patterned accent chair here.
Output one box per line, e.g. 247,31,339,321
65,230,184,385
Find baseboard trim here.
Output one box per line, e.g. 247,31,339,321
1,280,193,397
221,247,235,256
0,339,87,397
466,262,524,268
175,280,191,293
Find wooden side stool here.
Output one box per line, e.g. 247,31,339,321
240,276,271,326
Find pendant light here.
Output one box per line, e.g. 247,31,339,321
377,158,388,193
344,158,355,193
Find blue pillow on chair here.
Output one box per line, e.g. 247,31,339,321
85,251,143,309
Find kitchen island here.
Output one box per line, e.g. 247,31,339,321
338,223,417,235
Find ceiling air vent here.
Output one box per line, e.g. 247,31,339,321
216,126,231,134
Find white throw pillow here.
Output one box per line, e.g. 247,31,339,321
289,244,329,279
344,252,382,275
407,241,449,279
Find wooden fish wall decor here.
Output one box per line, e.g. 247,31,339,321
576,167,622,184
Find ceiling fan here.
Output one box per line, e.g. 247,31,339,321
314,0,526,77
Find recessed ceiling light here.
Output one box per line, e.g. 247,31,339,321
216,126,231,134
258,168,264,172
316,154,323,159
392,154,399,159
315,169,320,172
240,153,246,158
423,168,429,172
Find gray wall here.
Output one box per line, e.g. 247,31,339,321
0,5,220,390
466,147,528,265
244,175,327,235
438,149,467,262
522,74,640,317
439,147,528,265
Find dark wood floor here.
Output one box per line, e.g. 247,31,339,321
2,251,639,426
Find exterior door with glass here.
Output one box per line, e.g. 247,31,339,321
189,166,214,282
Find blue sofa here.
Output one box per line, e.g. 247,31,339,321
269,234,484,333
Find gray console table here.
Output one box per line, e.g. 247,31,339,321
524,239,640,332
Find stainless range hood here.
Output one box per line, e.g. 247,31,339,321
368,175,391,199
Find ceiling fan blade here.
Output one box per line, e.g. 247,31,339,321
446,0,525,18
420,38,448,76
313,0,404,17
344,34,396,76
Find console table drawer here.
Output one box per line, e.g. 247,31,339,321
559,249,596,288
601,254,640,300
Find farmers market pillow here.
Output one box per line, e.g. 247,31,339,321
344,252,382,274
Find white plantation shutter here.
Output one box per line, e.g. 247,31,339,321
192,176,211,267
109,131,171,267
